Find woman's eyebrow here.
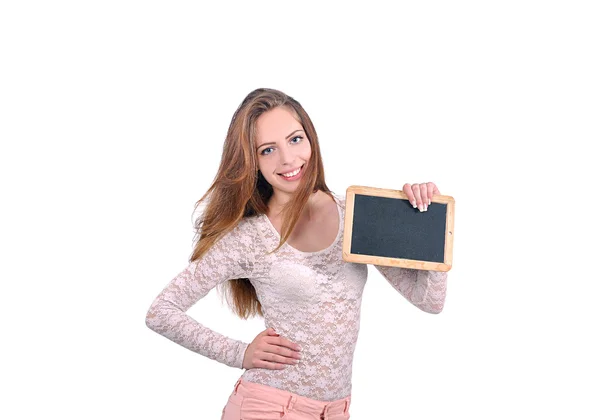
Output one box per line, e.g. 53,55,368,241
256,129,303,150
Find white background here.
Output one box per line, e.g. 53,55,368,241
1,1,598,419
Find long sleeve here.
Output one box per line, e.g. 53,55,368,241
145,221,257,369
373,265,447,314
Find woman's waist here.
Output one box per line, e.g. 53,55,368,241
241,362,353,401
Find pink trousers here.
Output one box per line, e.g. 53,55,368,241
221,378,351,420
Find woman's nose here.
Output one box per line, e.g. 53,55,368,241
278,145,294,165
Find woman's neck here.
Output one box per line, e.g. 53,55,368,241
268,190,323,221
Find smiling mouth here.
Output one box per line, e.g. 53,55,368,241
278,164,304,177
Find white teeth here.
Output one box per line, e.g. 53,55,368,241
281,167,301,177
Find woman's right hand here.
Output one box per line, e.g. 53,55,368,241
242,328,302,370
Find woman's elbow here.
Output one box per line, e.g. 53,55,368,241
421,300,445,314
145,309,155,330
145,302,161,331
430,304,444,314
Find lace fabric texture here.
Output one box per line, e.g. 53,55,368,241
146,194,447,401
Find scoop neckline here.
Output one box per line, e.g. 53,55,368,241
261,195,343,256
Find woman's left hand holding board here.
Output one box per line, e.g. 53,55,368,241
402,182,441,212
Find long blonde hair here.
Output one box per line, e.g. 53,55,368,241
191,88,334,319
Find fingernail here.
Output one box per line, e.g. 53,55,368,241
424,204,428,211
428,199,431,205
412,201,417,208
419,205,423,212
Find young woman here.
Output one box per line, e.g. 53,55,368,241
145,88,448,420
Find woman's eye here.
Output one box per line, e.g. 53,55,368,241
260,136,302,156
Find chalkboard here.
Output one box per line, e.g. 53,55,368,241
342,185,454,271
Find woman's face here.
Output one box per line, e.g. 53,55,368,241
255,107,312,200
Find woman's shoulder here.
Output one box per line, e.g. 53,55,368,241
330,191,346,210
205,215,264,260
233,213,262,237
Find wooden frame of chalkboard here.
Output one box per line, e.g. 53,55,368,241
342,185,454,272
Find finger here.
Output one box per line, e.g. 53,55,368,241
412,184,424,211
261,337,301,359
253,359,287,370
265,347,302,365
403,183,416,208
426,182,434,205
271,337,301,351
419,183,428,211
432,183,441,195
258,349,300,365
265,346,302,363
267,328,280,337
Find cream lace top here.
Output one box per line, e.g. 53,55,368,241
146,194,447,401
